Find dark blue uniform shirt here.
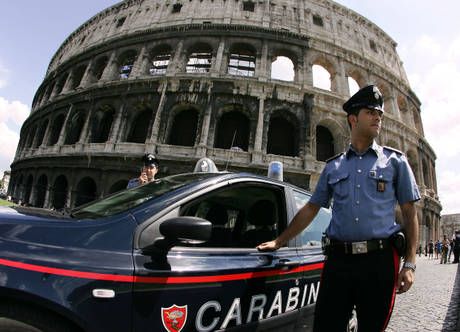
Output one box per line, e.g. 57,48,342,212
310,141,420,242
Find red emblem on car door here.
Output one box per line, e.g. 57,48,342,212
161,304,188,332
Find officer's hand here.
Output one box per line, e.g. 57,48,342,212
256,240,281,252
396,268,415,294
139,172,148,185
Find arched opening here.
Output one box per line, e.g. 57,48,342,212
312,64,332,91
186,44,213,73
108,180,129,194
90,106,114,143
316,125,334,161
70,65,87,89
65,111,86,145
422,159,430,188
149,45,172,75
26,126,37,148
271,56,295,81
126,109,152,143
347,76,360,96
24,175,33,205
93,56,108,81
55,73,69,95
35,174,48,208
75,177,97,207
168,108,199,146
119,50,138,79
406,150,419,184
267,115,298,156
34,119,49,148
228,44,256,77
48,114,66,146
215,111,250,151
52,175,68,210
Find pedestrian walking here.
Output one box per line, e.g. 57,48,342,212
440,235,449,264
428,240,434,259
257,85,420,332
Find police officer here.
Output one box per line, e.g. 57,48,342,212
127,154,159,189
258,85,420,331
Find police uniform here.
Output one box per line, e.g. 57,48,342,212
127,154,159,189
310,85,421,331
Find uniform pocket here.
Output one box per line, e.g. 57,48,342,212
367,168,394,197
328,172,349,200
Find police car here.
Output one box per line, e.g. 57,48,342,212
0,161,333,332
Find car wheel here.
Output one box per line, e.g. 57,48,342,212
0,302,79,332
347,308,358,332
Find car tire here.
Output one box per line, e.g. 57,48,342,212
0,302,80,332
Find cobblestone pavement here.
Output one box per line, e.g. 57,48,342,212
386,255,460,332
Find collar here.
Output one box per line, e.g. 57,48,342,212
346,140,383,158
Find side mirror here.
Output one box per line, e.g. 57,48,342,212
141,217,212,253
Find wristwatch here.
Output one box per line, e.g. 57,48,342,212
402,261,416,272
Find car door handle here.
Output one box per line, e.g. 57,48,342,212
275,259,300,268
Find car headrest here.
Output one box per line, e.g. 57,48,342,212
248,200,275,227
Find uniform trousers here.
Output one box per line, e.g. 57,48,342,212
313,246,399,332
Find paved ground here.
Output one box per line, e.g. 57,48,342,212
386,255,460,332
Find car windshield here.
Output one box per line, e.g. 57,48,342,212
71,173,219,219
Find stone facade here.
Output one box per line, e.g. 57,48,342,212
441,214,460,240
9,0,441,243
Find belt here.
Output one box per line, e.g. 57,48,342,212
327,238,391,255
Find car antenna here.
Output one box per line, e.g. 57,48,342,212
224,129,237,171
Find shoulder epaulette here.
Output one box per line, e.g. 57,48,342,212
383,146,403,155
325,152,344,163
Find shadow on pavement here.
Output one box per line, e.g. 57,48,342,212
442,263,460,332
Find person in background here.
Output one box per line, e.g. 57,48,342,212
127,154,159,189
257,85,420,332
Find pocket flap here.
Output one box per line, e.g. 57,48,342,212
328,172,349,185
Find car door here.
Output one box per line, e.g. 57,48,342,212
132,180,306,332
289,188,330,330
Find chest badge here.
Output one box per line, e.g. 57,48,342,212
161,304,188,332
377,179,386,192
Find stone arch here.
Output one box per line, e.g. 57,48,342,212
48,113,66,146
406,149,420,184
345,67,366,92
167,106,199,147
118,49,138,79
186,42,213,73
54,72,69,95
149,44,172,76
422,158,430,188
52,175,68,210
92,55,109,81
26,125,37,148
311,55,337,92
24,174,33,205
35,174,48,208
90,105,114,143
70,64,87,89
314,118,347,161
74,176,97,207
108,180,128,194
126,106,154,143
270,49,298,82
227,43,256,77
43,81,56,103
34,119,49,148
64,109,87,145
316,125,335,161
267,110,299,157
214,107,250,151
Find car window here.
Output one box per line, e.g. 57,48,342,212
292,190,331,247
180,183,286,248
71,173,218,219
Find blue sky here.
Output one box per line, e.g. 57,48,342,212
1,1,459,214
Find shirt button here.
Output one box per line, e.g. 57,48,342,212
356,201,360,204
355,218,359,222
357,169,362,173
357,184,361,188
359,156,363,160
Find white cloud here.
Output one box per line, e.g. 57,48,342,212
0,97,29,171
0,97,29,126
405,34,460,214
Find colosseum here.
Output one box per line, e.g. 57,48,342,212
9,0,442,244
